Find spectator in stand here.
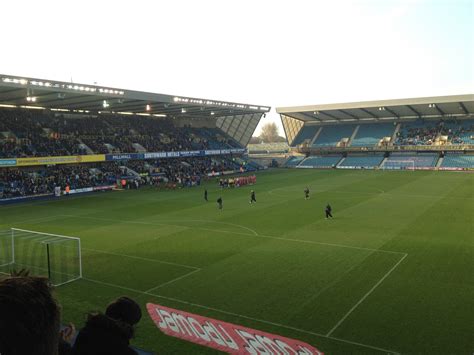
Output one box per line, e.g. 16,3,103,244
0,273,61,355
73,313,137,355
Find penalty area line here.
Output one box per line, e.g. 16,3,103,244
325,253,408,337
81,277,400,354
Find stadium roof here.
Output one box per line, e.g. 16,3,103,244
277,94,474,123
0,74,270,118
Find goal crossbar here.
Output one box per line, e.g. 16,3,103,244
1,228,83,286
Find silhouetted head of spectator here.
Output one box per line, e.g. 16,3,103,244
105,296,142,327
0,275,60,355
74,313,136,355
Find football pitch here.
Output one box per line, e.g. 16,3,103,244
1,169,473,354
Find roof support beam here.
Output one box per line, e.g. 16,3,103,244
359,108,379,120
384,107,399,119
433,105,445,116
459,102,469,115
300,112,322,122
319,110,339,121
339,109,359,120
406,105,421,118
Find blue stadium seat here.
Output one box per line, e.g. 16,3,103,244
298,156,341,168
339,155,384,168
440,154,474,168
312,125,356,147
351,123,395,147
384,154,438,168
292,125,320,145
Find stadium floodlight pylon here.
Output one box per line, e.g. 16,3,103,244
382,160,416,171
0,228,82,286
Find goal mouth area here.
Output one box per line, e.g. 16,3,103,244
0,228,82,287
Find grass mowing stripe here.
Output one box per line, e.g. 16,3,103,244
326,253,409,337
82,247,200,270
81,277,400,354
143,268,203,292
66,214,406,255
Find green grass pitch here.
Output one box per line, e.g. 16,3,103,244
1,169,473,354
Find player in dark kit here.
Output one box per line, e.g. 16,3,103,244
325,203,333,219
250,190,256,204
217,197,223,210
304,187,310,200
204,189,208,202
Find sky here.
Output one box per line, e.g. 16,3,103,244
0,0,472,137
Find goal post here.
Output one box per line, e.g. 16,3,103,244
382,159,415,171
0,228,82,286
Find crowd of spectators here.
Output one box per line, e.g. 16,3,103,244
0,108,240,158
0,270,149,354
395,119,474,146
0,156,246,199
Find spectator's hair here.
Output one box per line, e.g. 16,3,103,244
0,276,60,355
73,313,136,355
105,296,142,327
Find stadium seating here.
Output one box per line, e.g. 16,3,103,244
298,156,341,168
0,156,245,200
383,153,438,169
440,154,474,169
312,125,356,147
351,123,395,147
395,119,474,146
0,109,242,158
339,155,384,168
285,156,305,167
292,125,319,145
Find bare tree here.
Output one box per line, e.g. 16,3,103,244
259,122,281,143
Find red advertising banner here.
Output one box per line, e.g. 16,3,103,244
147,303,324,354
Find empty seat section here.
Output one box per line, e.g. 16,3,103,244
292,125,320,145
351,123,395,147
313,125,355,147
285,156,305,167
440,154,474,168
339,155,384,168
384,154,438,168
299,156,341,168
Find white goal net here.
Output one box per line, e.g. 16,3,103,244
382,159,415,170
0,228,82,286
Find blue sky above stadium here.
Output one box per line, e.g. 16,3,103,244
0,0,472,136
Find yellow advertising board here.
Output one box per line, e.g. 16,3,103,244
14,154,105,167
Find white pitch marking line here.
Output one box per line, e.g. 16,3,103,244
143,268,202,293
325,253,408,337
82,247,200,270
64,214,406,255
81,277,399,354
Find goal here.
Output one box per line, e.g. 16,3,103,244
382,159,415,170
0,228,82,286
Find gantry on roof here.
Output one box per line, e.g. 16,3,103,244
277,94,474,123
0,74,270,118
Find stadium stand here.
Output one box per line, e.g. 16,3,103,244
440,153,474,169
292,125,319,145
395,119,474,146
383,153,439,169
0,156,252,200
351,123,395,147
0,109,242,158
285,156,305,167
312,125,356,147
338,155,384,169
298,155,341,168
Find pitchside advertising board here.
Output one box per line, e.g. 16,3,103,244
0,149,247,167
147,303,323,355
